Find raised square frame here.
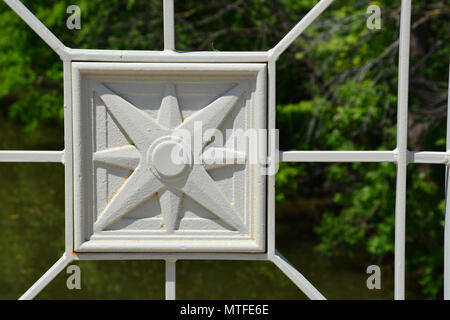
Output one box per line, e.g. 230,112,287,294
71,62,267,253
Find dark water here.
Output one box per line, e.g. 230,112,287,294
0,118,423,299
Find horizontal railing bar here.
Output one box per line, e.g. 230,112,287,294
67,49,269,62
281,150,449,165
409,151,446,164
1,150,445,165
280,150,396,162
0,150,64,163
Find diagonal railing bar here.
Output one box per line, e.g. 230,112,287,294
19,253,75,300
393,0,411,300
269,0,335,59
270,250,326,300
3,0,68,58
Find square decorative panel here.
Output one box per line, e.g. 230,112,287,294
72,62,267,252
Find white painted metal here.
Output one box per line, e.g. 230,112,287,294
74,252,269,261
410,151,447,164
445,65,450,300
163,0,175,51
281,150,396,163
270,251,325,300
19,254,75,300
71,62,266,253
281,150,450,165
165,260,176,300
4,0,446,301
394,0,411,300
0,151,64,163
267,59,277,257
63,60,75,257
66,49,269,62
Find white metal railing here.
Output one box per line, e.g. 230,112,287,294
0,0,448,300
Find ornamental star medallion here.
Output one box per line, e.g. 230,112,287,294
93,82,248,234
73,62,266,252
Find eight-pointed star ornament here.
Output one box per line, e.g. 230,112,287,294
93,82,247,233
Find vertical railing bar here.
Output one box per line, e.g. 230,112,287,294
444,64,450,300
63,60,75,255
163,0,175,51
267,59,276,256
394,0,412,300
165,259,176,300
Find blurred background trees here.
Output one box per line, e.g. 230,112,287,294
0,0,449,298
